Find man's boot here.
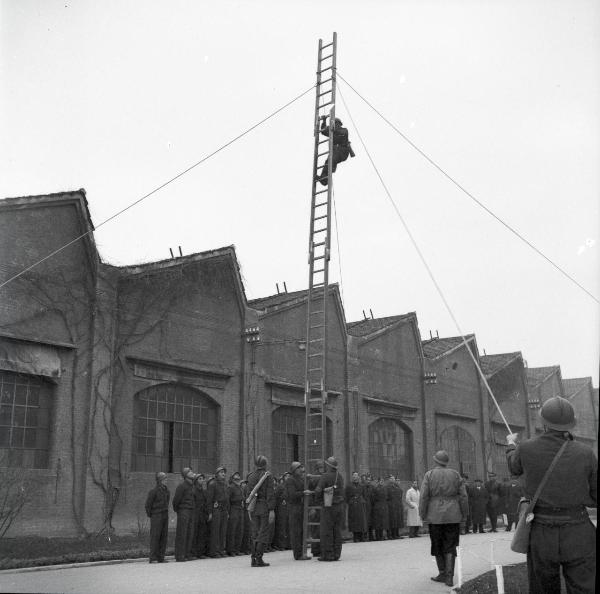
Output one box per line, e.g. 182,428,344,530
250,543,257,567
444,553,456,587
255,542,270,567
430,555,446,582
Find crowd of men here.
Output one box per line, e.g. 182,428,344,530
144,460,524,565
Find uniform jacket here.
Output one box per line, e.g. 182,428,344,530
506,431,597,508
228,481,244,509
172,480,194,513
145,483,170,516
206,478,230,512
501,480,523,516
193,484,209,520
467,483,488,524
387,484,404,529
405,487,422,527
419,467,468,524
345,483,367,532
484,478,501,508
315,470,345,505
246,469,276,513
371,484,389,530
284,475,305,506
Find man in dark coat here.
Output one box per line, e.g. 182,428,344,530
240,480,252,555
345,471,367,542
372,477,389,541
362,474,375,541
273,474,290,551
191,473,209,559
307,460,325,558
317,115,355,186
313,456,345,561
461,474,472,534
145,471,170,563
246,455,276,567
388,476,404,539
484,472,501,532
467,479,488,533
502,475,523,532
206,466,230,557
226,471,244,556
172,468,195,561
285,461,311,560
507,397,597,594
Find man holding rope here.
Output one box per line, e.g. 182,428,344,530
506,396,597,593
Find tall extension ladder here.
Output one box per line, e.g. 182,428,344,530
301,32,337,559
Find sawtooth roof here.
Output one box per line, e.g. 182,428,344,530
346,313,415,337
562,377,592,400
526,366,560,389
421,335,475,359
480,352,522,377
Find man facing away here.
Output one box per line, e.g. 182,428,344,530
506,396,596,594
145,471,170,563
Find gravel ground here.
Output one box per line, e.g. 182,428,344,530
0,531,525,593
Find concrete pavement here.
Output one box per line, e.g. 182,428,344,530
0,531,525,593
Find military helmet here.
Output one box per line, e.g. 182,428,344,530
540,396,576,431
433,450,449,466
255,455,268,469
325,456,338,468
334,117,343,125
289,461,303,474
155,471,167,482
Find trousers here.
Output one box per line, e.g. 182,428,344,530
149,512,168,561
320,503,344,560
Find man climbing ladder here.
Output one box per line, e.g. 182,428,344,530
317,115,355,186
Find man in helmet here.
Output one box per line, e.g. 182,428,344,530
317,115,355,186
506,396,597,594
419,450,469,587
312,456,345,561
284,461,311,560
207,466,230,557
145,471,170,563
246,455,276,567
172,469,195,561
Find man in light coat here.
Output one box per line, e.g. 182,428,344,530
419,450,469,587
405,480,422,538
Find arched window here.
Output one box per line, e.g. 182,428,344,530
438,425,477,478
132,383,218,474
272,406,333,477
368,418,413,480
0,371,52,468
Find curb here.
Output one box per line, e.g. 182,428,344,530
0,555,160,575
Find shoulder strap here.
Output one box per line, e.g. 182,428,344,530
530,439,569,508
246,471,270,502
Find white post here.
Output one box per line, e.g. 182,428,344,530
456,546,462,589
490,541,495,569
495,565,505,594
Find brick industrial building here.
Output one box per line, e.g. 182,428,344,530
1,190,597,537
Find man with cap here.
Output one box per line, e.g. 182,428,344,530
145,471,170,563
285,461,312,560
345,471,367,542
246,455,276,567
502,475,523,532
506,396,597,594
468,478,488,534
226,471,245,556
317,114,355,186
207,466,230,557
273,472,291,551
312,456,345,561
484,472,501,532
172,468,195,561
419,450,468,587
191,473,210,559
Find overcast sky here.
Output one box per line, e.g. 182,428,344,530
1,0,598,385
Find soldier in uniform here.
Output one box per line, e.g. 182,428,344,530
317,115,355,186
313,456,345,561
172,468,195,561
468,479,488,533
363,474,375,541
273,473,290,551
419,450,469,588
246,455,276,567
240,480,252,555
484,472,500,532
506,396,597,594
284,461,312,560
192,473,209,559
226,471,244,556
207,466,230,557
503,475,523,532
345,471,367,542
145,471,170,563
372,477,389,540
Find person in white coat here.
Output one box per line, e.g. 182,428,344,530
405,480,423,538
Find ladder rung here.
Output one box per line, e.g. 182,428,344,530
320,53,333,62
312,241,326,249
309,337,324,343
318,89,332,98
308,523,320,527
306,538,320,543
309,324,324,329
320,77,333,85
313,227,327,234
314,202,327,209
322,41,333,50
314,188,328,196
318,98,332,106
318,150,329,157
318,138,329,145
314,214,327,222
311,309,325,314
319,66,333,74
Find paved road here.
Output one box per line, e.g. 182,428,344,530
0,532,525,593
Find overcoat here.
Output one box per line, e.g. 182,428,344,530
387,484,404,529
405,487,422,527
371,484,389,530
419,467,468,524
345,483,367,533
466,483,488,524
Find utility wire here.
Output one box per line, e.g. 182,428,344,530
0,85,315,291
332,186,346,307
338,84,514,435
338,73,599,305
